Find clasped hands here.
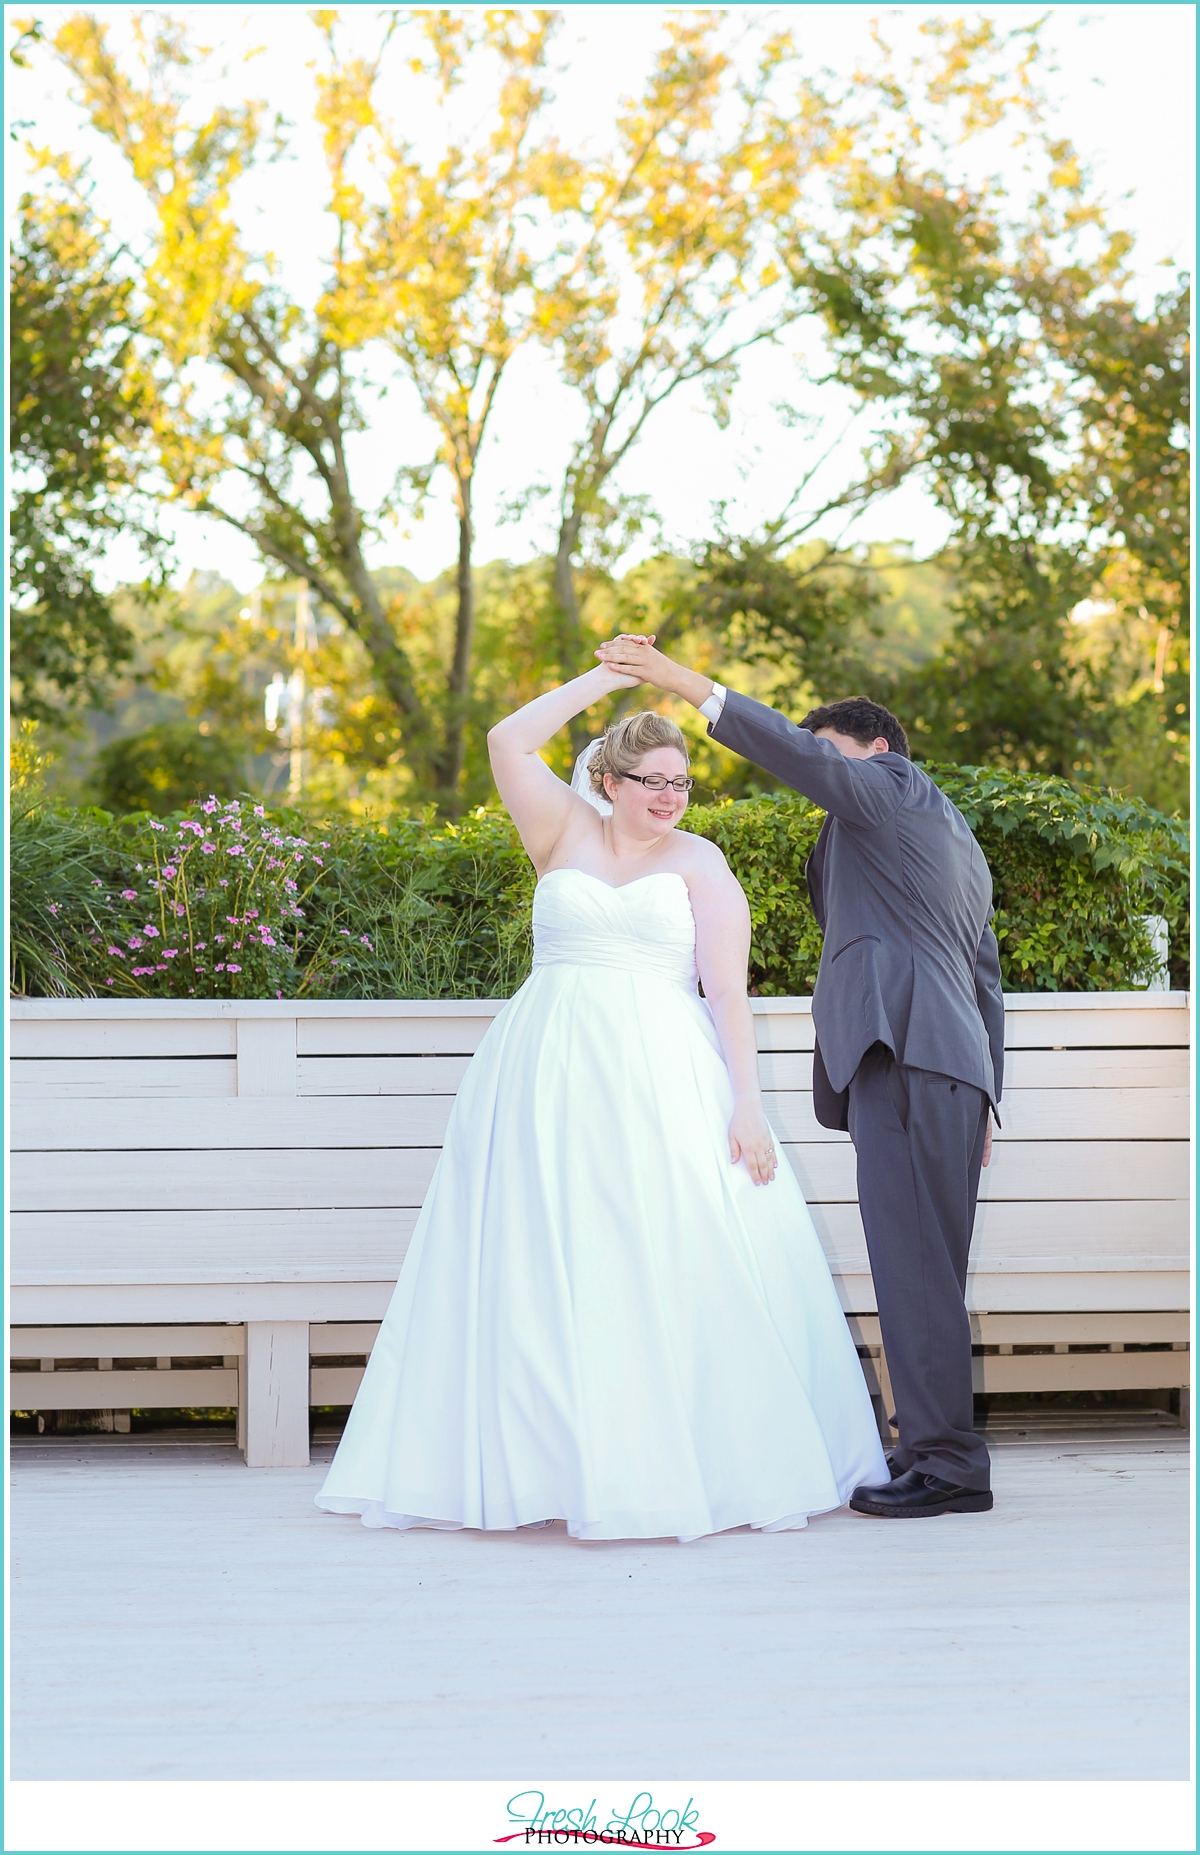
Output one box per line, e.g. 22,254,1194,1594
595,632,665,687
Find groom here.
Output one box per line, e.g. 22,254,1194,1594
597,637,1005,1518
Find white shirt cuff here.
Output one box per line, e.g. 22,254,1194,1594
698,682,726,725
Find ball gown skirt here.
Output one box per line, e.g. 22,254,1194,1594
315,868,887,1541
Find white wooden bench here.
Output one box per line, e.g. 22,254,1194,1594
10,993,1190,1464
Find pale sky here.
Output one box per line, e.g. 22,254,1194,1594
8,3,1195,593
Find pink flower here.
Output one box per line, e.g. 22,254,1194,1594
105,977,115,986
162,866,178,879
360,935,374,949
284,878,298,893
201,843,215,855
131,965,155,976
215,935,226,945
197,942,207,950
226,964,242,973
175,904,185,917
254,805,265,817
48,902,59,916
202,798,218,814
313,856,323,866
128,936,144,950
163,949,178,959
143,926,160,939
121,889,138,901
227,844,245,857
219,879,229,887
244,908,259,918
214,962,226,972
149,821,166,832
134,864,144,872
107,946,125,958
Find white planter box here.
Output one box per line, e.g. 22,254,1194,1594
10,992,1191,1462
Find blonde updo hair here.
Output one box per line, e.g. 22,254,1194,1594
589,710,690,798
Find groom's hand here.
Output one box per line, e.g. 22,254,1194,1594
597,635,714,709
982,1117,993,1167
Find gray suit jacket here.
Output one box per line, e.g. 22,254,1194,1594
710,691,1005,1130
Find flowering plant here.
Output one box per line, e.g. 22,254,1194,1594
69,798,332,998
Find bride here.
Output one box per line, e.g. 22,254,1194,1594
315,662,887,1541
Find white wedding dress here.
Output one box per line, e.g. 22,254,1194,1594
316,867,887,1541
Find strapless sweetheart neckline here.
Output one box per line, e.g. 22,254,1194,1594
538,867,688,896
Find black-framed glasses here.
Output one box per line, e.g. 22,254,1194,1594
619,772,695,792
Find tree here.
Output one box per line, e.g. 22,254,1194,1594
661,19,1191,794
318,9,583,792
9,164,163,718
538,18,818,708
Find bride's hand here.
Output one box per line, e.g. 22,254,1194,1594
594,655,643,692
728,1103,778,1186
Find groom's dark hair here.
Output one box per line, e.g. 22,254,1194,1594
800,696,910,759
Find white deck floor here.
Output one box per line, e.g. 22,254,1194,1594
10,1423,1190,1782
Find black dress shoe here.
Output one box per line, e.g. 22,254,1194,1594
849,1467,993,1517
884,1452,905,1479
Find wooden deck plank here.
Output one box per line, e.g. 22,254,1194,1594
7,1442,1190,1784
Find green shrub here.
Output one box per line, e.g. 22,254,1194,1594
93,722,246,816
683,764,1189,994
10,766,1188,999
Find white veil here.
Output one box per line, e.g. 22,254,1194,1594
570,737,612,815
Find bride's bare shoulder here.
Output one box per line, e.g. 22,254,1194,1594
671,831,737,886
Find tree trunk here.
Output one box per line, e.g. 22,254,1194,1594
555,511,594,760
433,487,475,808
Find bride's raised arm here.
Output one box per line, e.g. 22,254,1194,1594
487,663,638,871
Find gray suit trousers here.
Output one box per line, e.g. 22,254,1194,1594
848,1043,991,1490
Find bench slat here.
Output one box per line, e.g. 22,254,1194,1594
9,1367,238,1408
12,1197,1187,1288
9,1021,237,1058
298,1056,472,1097
10,1059,239,1100
973,1351,1189,1393
756,1047,1191,1090
12,1097,453,1153
298,1018,499,1056
11,1137,1189,1212
10,1325,245,1355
